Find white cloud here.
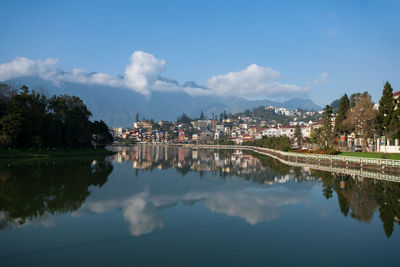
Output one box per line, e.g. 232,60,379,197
314,72,330,84
0,57,59,81
206,64,306,98
0,52,305,99
124,51,166,95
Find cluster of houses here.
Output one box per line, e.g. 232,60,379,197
110,106,326,145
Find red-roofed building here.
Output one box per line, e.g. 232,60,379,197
394,91,400,100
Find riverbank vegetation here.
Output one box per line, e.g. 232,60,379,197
244,136,292,151
312,81,400,151
0,84,113,151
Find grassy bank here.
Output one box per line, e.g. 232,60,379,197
0,148,115,160
338,152,400,160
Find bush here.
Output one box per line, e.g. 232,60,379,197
251,136,292,152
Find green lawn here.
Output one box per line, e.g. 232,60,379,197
338,152,400,160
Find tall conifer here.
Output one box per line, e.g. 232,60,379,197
334,94,350,135
377,81,395,137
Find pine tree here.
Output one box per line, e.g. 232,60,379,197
294,124,303,147
334,94,350,135
321,105,333,148
200,110,205,120
389,98,400,139
377,81,395,137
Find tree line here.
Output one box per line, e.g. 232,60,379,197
311,81,399,150
0,84,113,149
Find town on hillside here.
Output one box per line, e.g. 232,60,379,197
111,84,400,153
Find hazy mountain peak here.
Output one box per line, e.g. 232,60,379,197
183,81,207,89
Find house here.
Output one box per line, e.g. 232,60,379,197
279,126,296,138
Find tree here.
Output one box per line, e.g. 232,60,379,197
334,94,350,135
92,120,114,147
350,92,368,108
376,81,395,137
200,110,205,120
320,105,333,148
293,124,303,147
342,93,377,149
177,113,191,124
310,127,322,148
0,84,113,149
389,97,400,139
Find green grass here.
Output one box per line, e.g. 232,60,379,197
338,152,400,160
0,148,115,160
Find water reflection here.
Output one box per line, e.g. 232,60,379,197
313,169,400,237
0,145,399,240
0,158,113,229
108,146,400,237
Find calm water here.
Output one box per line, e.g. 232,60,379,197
0,146,399,266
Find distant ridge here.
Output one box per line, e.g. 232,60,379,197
5,76,321,127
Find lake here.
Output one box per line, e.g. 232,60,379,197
0,145,399,266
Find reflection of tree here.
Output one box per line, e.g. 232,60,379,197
374,181,400,237
0,158,113,227
310,170,334,199
311,171,400,238
251,152,291,176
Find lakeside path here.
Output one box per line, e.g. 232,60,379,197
138,144,400,182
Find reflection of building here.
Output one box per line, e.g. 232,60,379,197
110,146,317,185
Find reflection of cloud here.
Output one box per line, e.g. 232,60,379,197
75,187,307,237
315,205,329,218
206,190,305,225
123,191,164,236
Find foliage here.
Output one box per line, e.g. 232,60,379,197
376,81,395,137
334,94,350,135
0,158,113,225
92,120,114,147
200,110,205,120
177,112,192,124
330,98,341,114
248,136,292,151
342,93,377,148
0,84,113,149
217,137,234,145
321,105,333,148
293,124,303,147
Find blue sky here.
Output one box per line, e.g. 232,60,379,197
0,0,399,105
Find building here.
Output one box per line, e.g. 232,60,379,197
209,120,217,131
191,120,208,130
134,120,153,130
279,126,296,138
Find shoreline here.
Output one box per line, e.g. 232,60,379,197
128,143,400,181
0,148,115,161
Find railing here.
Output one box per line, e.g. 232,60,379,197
169,144,400,168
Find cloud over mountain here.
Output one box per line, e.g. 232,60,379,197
0,51,307,99
207,64,306,98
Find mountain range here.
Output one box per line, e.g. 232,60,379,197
6,76,321,127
